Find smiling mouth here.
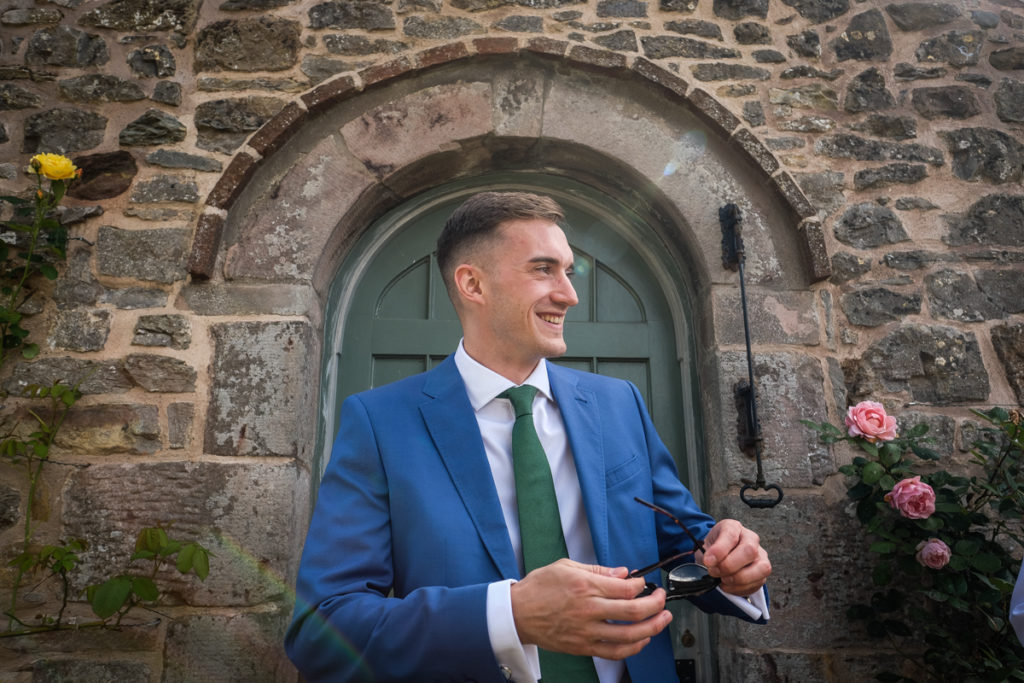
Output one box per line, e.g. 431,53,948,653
538,313,564,325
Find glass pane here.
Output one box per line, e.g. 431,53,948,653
371,355,426,387
596,359,651,407
377,257,430,320
596,264,645,323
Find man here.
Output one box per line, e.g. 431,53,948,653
286,192,771,682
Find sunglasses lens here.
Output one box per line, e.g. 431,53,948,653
667,563,720,597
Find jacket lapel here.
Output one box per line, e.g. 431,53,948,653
420,357,520,580
548,363,610,566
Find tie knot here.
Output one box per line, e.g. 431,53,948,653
500,384,539,418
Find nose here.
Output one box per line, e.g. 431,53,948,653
553,271,579,307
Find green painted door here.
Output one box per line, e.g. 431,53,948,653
321,173,713,678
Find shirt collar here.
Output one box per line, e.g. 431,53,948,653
454,339,552,411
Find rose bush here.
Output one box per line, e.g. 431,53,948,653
804,403,1024,682
28,153,79,181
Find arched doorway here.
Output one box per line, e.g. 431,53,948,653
318,171,717,676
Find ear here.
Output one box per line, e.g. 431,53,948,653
453,263,485,306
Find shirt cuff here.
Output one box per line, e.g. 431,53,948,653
487,579,541,682
717,585,770,621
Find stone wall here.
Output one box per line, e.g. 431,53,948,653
1,0,1022,680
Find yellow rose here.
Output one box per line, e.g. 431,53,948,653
29,153,78,181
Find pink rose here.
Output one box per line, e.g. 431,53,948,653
845,401,898,443
884,476,936,519
915,538,951,569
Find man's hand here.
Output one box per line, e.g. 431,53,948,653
510,558,672,660
696,519,771,597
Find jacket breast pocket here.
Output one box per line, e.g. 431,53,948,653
605,454,644,488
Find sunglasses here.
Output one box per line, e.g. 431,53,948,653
629,497,721,599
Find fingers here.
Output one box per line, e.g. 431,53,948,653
700,520,772,596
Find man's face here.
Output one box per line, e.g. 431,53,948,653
466,218,579,383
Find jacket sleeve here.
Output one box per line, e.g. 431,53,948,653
284,394,501,682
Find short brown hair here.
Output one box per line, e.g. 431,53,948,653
436,191,564,297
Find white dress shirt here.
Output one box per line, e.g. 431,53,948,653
454,342,768,683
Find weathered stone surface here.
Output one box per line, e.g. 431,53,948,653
65,150,137,200
831,10,892,62
995,78,1024,123
714,289,819,345
221,0,294,7
31,660,152,682
845,324,989,404
830,252,871,283
815,133,942,166
49,309,110,352
78,0,200,32
124,353,196,392
642,35,739,58
25,26,108,67
742,101,764,126
496,15,543,31
63,461,302,605
0,125,8,145
323,34,407,54
118,108,187,146
941,127,1024,184
778,115,835,132
779,0,847,23
206,321,315,458
795,170,845,215
916,30,983,67
753,49,786,63
597,0,647,16
975,269,1024,315
3,357,131,396
198,76,307,93
588,29,634,49
780,65,843,80
168,402,194,449
712,0,766,20
22,107,106,154
990,47,1024,71
50,249,99,310
833,203,908,247
299,55,354,84
133,314,191,349
56,403,160,454
850,113,915,140
147,149,222,172
194,96,285,153
152,80,182,106
100,287,168,309
129,175,199,203
123,206,195,222
883,250,952,271
0,483,20,531
895,62,946,80
667,18,722,39
911,85,980,119
97,226,188,283
717,352,830,487
926,269,1002,321
769,83,837,108
403,15,486,38
991,323,1024,405
2,8,64,24
691,63,768,81
787,29,820,56
944,193,1024,247
309,1,396,29
0,83,42,110
853,162,928,190
734,21,769,43
128,44,176,78
893,196,939,211
843,66,895,112
955,73,991,88
162,610,294,683
841,287,921,326
896,411,956,458
970,9,999,27
195,17,301,72
886,2,960,30
58,74,145,102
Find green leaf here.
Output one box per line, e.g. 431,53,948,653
192,546,210,581
176,543,195,574
89,576,132,619
21,343,39,359
870,541,897,554
131,576,160,602
970,553,1002,573
39,264,58,280
862,462,885,484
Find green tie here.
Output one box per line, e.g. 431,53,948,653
500,385,599,683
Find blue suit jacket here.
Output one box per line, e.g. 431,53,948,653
286,356,765,682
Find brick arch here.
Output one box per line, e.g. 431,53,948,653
185,42,830,286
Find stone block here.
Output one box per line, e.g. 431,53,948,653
246,102,308,158
196,97,286,154
67,150,137,200
3,357,132,396
152,80,182,106
716,351,831,488
897,411,955,459
56,404,160,454
78,0,200,32
403,15,481,39
975,268,1024,314
204,152,257,210
206,321,316,459
186,212,224,280
641,35,740,59
831,9,892,62
944,193,1024,247
991,323,1024,405
22,107,106,154
132,314,190,349
493,69,545,137
24,26,108,67
0,84,42,110
340,81,492,179
100,288,169,310
846,324,989,405
124,354,196,393
222,136,373,282
49,309,110,352
853,163,927,190
0,483,19,531
995,78,1024,123
925,269,1001,322
833,203,908,248
167,402,194,449
300,74,357,113
128,44,176,78
711,491,880,651
310,1,396,29
713,288,819,346
844,67,895,113
841,287,921,327
180,283,319,317
30,659,151,682
941,127,1024,184
195,17,301,73
118,108,186,146
146,150,221,173
97,226,188,284
162,609,295,682
911,86,980,120
63,460,303,607
57,74,144,103
128,174,199,203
